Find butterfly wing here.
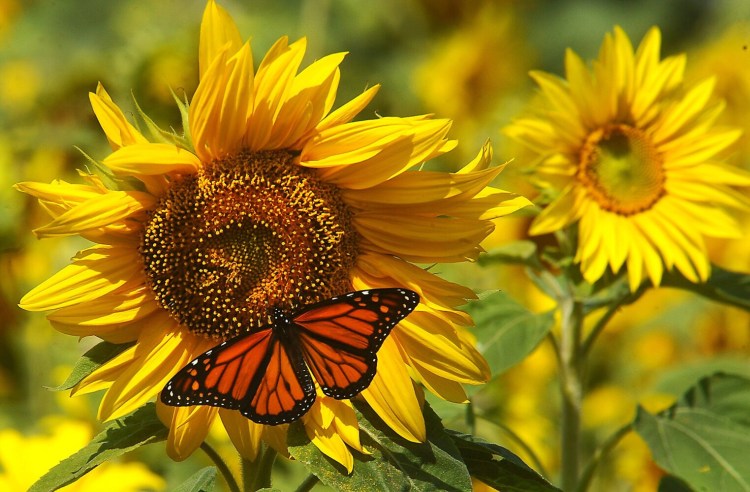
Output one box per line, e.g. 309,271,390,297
161,325,315,425
292,288,419,399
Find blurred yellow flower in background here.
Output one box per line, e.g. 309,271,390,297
414,1,532,152
0,418,164,491
16,0,529,471
507,26,750,290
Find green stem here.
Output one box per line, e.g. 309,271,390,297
559,294,584,492
575,424,632,492
243,446,277,492
200,442,241,492
581,286,643,358
295,474,320,492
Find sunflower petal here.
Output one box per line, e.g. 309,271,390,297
32,190,155,238
90,83,148,150
361,337,425,443
104,143,201,176
157,402,219,461
20,245,142,311
219,410,264,460
97,326,212,421
199,0,242,78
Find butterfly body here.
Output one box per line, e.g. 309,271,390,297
161,288,419,425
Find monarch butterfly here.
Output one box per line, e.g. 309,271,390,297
161,288,419,425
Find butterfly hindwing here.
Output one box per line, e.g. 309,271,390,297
161,326,316,425
292,288,419,399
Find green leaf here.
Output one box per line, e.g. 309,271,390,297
467,291,554,377
46,341,134,391
662,264,750,311
29,403,168,492
658,475,694,492
635,373,750,492
479,240,541,269
446,431,560,492
288,402,471,491
173,467,217,492
652,358,750,398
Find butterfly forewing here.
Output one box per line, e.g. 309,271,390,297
162,329,273,410
293,288,419,399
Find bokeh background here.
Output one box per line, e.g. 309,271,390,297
2,0,750,490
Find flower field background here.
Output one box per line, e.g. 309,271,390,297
2,0,750,491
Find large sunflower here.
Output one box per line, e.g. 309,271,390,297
506,26,750,290
18,0,530,469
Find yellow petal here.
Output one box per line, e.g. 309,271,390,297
104,143,201,176
270,52,347,149
327,398,367,454
396,312,490,384
311,119,454,189
304,417,354,473
191,43,254,161
529,185,579,235
157,402,219,461
47,286,159,326
199,0,242,78
15,180,106,218
219,409,264,460
355,213,491,263
97,325,213,421
90,83,148,150
32,190,155,238
652,78,715,144
353,253,475,309
72,342,139,396
246,38,307,150
262,425,291,458
316,85,380,132
20,245,142,312
342,166,502,208
409,361,468,403
361,337,425,442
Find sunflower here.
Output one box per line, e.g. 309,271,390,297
506,26,750,290
17,0,530,470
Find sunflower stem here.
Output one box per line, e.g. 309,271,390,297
295,474,320,492
556,278,584,492
200,442,241,492
575,423,632,492
581,284,644,358
243,445,277,492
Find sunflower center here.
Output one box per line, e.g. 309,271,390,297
577,124,665,215
140,150,358,340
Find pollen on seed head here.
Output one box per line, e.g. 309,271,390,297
140,150,359,340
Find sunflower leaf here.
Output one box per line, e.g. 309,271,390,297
173,466,217,492
446,430,560,492
29,403,167,492
467,291,554,378
46,340,135,392
288,402,471,491
657,475,694,492
662,264,750,311
478,240,542,269
634,373,750,492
